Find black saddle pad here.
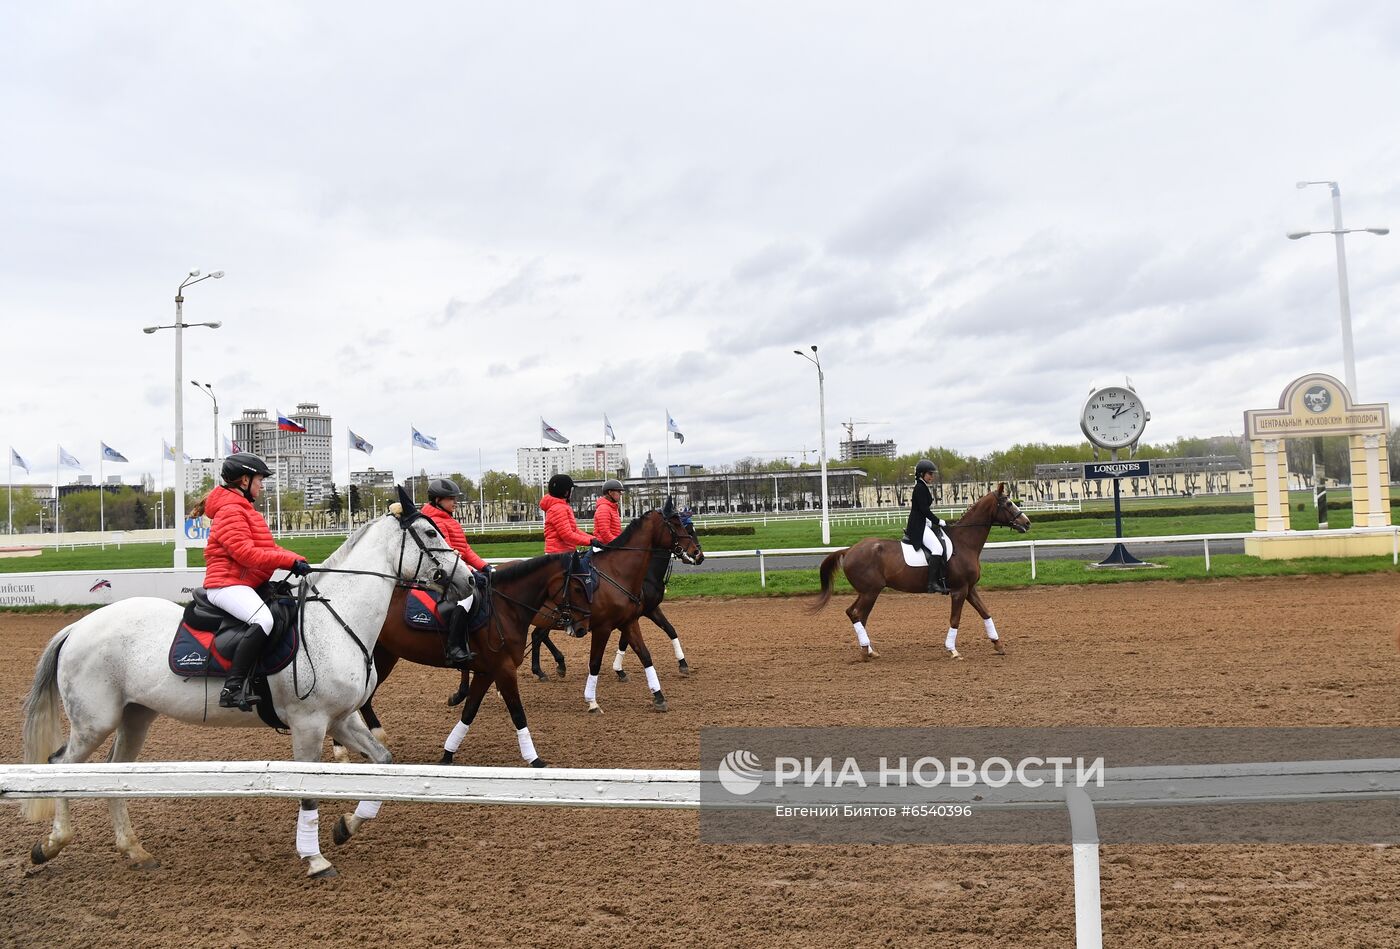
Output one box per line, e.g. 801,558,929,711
169,588,298,678
404,584,492,634
569,551,598,603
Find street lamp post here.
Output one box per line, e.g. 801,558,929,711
191,380,220,467
793,345,831,545
1288,181,1389,399
144,270,224,569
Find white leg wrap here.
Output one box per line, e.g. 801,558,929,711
584,674,598,702
984,617,999,641
296,808,320,859
517,727,539,763
644,666,661,693
353,799,382,821
672,639,685,660
945,627,959,651
443,720,470,753
612,649,626,672
853,621,871,648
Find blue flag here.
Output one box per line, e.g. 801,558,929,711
411,427,439,451
101,442,129,463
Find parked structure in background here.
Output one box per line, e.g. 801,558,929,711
350,468,396,487
839,420,897,461
231,403,333,506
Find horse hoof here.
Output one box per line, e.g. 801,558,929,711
30,842,49,866
332,816,352,847
991,641,1006,656
127,856,161,871
305,856,338,879
587,702,603,715
533,670,549,682
652,693,669,713
331,745,349,764
615,669,629,682
438,752,454,766
556,664,567,679
678,661,691,676
530,757,548,768
862,646,879,661
948,649,963,661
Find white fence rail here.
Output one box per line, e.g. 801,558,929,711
3,758,1397,949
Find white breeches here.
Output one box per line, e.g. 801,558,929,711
922,523,952,559
205,584,275,635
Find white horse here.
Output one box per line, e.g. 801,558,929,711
20,492,473,879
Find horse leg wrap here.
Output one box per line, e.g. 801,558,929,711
853,621,871,648
516,727,538,763
644,666,661,694
984,618,999,641
296,808,320,859
353,800,382,821
584,674,598,703
945,628,959,651
443,721,470,754
672,639,685,660
612,649,626,672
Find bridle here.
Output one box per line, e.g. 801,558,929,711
951,494,1029,532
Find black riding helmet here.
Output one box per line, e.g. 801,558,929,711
428,478,462,502
222,452,273,483
602,479,624,493
547,473,575,499
915,459,938,478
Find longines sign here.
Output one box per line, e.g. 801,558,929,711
1244,372,1389,440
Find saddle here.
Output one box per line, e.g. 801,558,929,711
545,551,598,635
168,586,299,679
403,582,491,634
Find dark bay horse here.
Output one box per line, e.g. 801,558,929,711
812,484,1030,660
329,503,702,780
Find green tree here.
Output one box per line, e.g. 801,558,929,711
3,488,43,534
132,495,150,529
325,484,343,516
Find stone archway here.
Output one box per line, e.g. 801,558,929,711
1243,372,1391,557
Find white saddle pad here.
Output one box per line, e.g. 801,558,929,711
901,524,953,567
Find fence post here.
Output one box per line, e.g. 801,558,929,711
1203,538,1211,572
1066,787,1103,949
757,550,765,588
1030,541,1037,580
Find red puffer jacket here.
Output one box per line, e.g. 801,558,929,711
421,502,488,570
202,486,301,588
541,495,593,554
592,495,622,544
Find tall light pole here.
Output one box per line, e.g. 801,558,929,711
793,345,831,545
144,269,224,568
191,380,219,466
1288,181,1389,399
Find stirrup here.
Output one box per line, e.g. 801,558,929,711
219,681,256,711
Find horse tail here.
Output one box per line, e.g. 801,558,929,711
21,624,74,822
810,549,847,613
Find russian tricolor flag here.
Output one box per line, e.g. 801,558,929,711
277,410,307,433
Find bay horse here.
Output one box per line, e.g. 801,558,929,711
19,492,474,879
812,483,1030,660
327,502,702,787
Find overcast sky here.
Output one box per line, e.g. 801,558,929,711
4,2,1399,486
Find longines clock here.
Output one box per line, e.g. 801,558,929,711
1080,385,1150,451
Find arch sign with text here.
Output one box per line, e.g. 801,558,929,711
1243,372,1391,558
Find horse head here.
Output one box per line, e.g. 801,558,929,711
662,497,704,565
992,482,1031,534
388,485,476,597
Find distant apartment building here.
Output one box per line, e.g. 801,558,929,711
231,402,333,506
351,468,397,487
517,443,628,486
839,437,898,462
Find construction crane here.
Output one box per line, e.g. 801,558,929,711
841,419,890,442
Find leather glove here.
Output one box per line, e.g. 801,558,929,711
589,538,604,554
290,559,312,577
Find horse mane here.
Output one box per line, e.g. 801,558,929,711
952,485,1005,527
603,511,656,549
493,552,568,583
320,518,382,569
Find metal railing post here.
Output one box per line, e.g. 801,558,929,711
1203,538,1211,572
1066,787,1103,949
758,550,765,588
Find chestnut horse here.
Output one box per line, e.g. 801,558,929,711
328,503,702,779
812,484,1030,660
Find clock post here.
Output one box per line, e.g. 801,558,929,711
1080,384,1153,568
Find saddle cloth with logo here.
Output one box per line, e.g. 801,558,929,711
168,588,299,678
404,583,491,633
900,524,953,567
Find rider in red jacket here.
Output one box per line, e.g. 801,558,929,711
421,478,490,665
592,479,624,544
541,474,596,554
197,452,311,711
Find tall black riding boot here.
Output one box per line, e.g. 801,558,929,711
926,555,950,595
219,626,268,711
444,605,476,667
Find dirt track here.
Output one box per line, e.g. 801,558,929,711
2,575,1399,947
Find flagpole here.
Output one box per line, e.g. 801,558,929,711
6,453,12,535
345,429,352,534
275,426,282,536
665,412,671,496
54,447,60,537
99,442,105,536
159,446,165,532
410,426,416,504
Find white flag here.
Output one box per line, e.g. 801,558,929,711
541,418,570,444
348,429,374,455
411,427,439,451
101,442,129,463
58,445,82,469
666,411,685,445
10,448,30,474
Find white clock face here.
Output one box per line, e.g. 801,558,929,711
1081,386,1148,449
